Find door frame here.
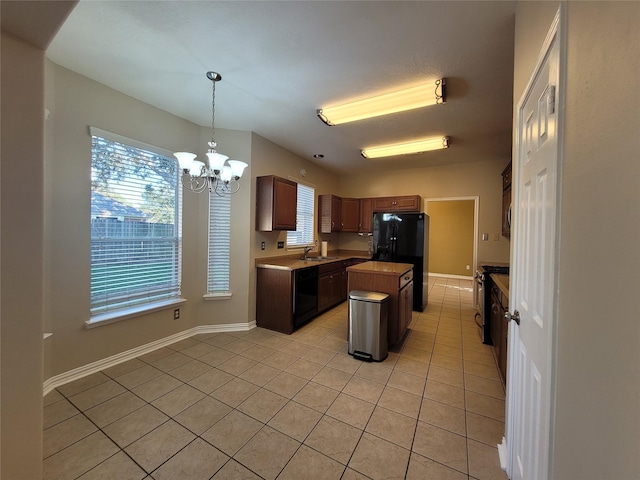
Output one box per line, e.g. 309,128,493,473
501,5,566,478
424,196,479,279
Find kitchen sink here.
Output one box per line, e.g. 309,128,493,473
302,256,338,261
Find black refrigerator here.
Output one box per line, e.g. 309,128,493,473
372,212,429,311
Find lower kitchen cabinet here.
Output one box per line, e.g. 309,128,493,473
398,280,413,340
489,280,508,385
256,268,294,334
318,262,344,313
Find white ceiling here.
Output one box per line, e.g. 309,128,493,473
46,1,516,175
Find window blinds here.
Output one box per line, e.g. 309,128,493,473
287,182,315,247
208,192,231,293
90,132,182,315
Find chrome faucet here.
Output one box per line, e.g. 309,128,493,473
303,246,314,260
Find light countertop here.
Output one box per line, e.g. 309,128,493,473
347,261,413,276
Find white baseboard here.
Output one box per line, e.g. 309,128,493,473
43,321,256,396
429,272,474,281
497,437,508,472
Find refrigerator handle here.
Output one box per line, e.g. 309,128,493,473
391,223,397,261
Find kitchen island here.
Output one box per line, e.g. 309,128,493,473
346,261,414,346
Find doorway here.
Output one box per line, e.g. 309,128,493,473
425,197,478,278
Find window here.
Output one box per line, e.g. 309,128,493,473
207,192,231,294
90,127,182,319
287,182,315,247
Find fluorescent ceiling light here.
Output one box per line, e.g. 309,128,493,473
361,136,450,159
317,78,445,125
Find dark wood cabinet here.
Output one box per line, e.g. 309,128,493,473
255,176,297,231
341,198,360,232
489,281,508,385
318,194,342,233
372,195,421,213
318,261,348,313
398,281,413,340
256,268,294,334
359,198,373,234
502,162,512,238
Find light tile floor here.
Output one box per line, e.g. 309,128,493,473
43,276,508,480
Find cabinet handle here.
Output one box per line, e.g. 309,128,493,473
404,276,410,280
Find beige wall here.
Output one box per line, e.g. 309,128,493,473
1,32,46,480
514,2,640,478
427,200,475,276
337,159,511,265
44,62,340,376
45,63,255,376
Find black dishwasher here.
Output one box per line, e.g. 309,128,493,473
294,267,318,328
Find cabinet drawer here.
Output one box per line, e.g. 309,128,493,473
399,270,413,289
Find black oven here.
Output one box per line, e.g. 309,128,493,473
294,266,318,328
474,265,509,344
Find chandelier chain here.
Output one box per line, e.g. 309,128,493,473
211,77,216,146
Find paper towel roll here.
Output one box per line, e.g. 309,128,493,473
321,241,328,257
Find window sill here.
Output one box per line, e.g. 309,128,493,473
85,298,187,329
203,292,233,301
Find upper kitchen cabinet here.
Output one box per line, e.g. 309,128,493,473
318,194,342,233
341,197,360,233
359,198,373,234
372,195,422,213
256,175,297,231
501,162,512,237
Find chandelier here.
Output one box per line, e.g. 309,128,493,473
174,71,248,195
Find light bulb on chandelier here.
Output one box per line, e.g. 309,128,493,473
174,71,248,195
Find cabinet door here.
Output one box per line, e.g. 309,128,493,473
394,195,421,212
331,195,342,232
330,272,343,306
341,198,360,232
256,268,294,334
398,281,413,343
498,302,508,383
372,197,395,212
318,274,332,312
318,194,342,233
359,198,373,233
273,177,298,230
489,286,501,348
256,176,297,231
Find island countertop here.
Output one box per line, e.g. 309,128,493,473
346,261,413,276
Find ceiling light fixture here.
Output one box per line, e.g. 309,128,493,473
317,78,446,126
361,136,450,159
174,71,248,195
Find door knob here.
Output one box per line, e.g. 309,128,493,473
505,310,521,326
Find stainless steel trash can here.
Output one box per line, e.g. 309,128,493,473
348,290,389,362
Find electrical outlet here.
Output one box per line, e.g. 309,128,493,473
482,233,489,241
466,265,470,270
277,241,284,249
261,241,266,250
173,309,180,320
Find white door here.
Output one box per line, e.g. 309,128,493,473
504,12,562,480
